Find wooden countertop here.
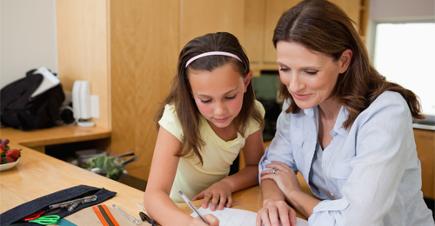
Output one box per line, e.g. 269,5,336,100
0,125,264,225
0,146,144,220
0,145,263,225
0,125,111,147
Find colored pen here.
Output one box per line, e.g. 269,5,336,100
178,190,209,224
139,211,157,226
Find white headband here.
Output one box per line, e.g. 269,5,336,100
185,51,242,68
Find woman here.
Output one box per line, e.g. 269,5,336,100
256,1,434,226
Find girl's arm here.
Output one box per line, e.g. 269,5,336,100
194,130,264,210
144,127,197,226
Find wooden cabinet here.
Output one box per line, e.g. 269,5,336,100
179,0,245,49
243,0,302,71
109,0,179,179
330,0,361,28
57,0,180,180
414,129,435,199
263,0,301,63
243,0,266,64
57,0,111,129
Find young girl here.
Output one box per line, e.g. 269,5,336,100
144,32,265,226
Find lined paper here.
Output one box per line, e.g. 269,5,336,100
192,207,308,226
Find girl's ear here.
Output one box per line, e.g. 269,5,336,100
243,71,253,92
338,49,353,74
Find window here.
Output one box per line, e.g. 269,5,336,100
373,22,435,126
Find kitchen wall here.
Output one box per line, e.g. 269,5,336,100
0,0,57,89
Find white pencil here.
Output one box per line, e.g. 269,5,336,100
178,190,209,224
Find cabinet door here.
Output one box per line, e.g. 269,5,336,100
263,0,301,63
414,129,435,199
329,0,361,31
243,0,266,64
110,0,180,179
179,0,245,49
57,0,111,128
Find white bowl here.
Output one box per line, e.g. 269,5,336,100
0,157,21,171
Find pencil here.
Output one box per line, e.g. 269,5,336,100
178,190,209,224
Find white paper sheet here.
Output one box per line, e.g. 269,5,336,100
191,207,308,226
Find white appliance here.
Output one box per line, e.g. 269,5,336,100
72,80,99,127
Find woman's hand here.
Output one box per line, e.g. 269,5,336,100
189,214,220,226
193,180,233,211
256,199,296,226
260,161,302,195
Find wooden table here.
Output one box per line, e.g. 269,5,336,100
0,145,263,225
0,146,145,222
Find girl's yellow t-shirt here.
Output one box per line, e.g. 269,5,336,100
158,100,264,202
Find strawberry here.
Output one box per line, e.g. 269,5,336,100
6,149,21,161
5,156,15,163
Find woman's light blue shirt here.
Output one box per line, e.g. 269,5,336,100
259,91,434,226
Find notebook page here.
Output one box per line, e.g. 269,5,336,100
192,207,308,226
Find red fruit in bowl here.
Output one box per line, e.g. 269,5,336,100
5,156,15,163
6,149,21,161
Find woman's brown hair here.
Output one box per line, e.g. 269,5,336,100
156,32,263,164
273,0,423,128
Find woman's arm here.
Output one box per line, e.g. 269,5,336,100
261,161,320,217
144,127,198,226
256,111,300,226
257,179,297,226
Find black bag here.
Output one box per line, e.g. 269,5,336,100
0,69,65,130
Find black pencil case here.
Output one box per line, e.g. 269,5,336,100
0,184,116,226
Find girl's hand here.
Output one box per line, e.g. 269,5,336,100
256,199,296,226
260,161,301,195
193,180,233,211
189,214,220,226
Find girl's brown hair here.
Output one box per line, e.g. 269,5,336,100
156,32,263,163
273,0,423,128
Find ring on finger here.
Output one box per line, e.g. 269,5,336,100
272,168,278,174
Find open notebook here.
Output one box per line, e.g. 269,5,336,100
192,207,308,226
